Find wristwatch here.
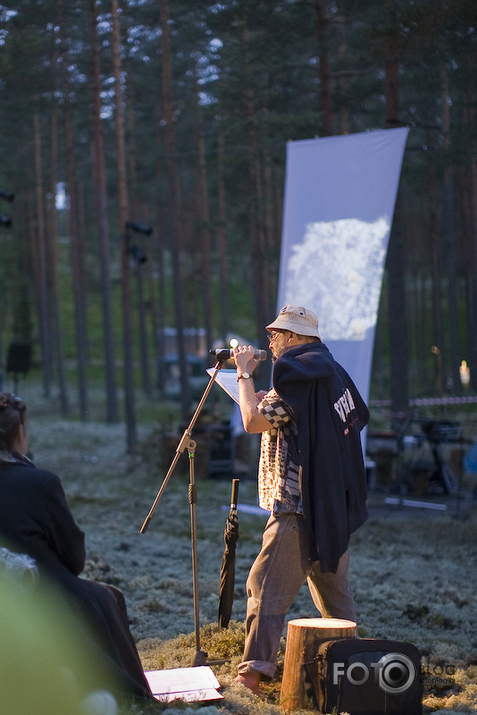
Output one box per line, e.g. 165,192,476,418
237,372,252,381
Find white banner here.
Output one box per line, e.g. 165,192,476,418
277,128,409,403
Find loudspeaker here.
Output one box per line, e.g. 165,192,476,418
7,342,32,374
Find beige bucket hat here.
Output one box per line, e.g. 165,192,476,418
266,305,321,339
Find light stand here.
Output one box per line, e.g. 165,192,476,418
125,221,153,399
140,354,230,666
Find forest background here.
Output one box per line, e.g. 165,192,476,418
1,4,477,714
1,0,477,447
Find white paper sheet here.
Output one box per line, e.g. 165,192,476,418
207,368,240,404
144,666,223,703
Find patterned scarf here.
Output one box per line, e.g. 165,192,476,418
0,450,34,467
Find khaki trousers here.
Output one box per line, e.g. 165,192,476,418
238,512,356,679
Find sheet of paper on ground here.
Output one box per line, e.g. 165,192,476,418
144,666,223,702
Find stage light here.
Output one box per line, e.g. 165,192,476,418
127,245,147,264
0,189,14,202
126,221,152,235
460,360,470,387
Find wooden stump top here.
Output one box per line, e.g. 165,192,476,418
280,617,357,711
287,617,357,630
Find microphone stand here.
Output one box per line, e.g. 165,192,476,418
140,356,230,666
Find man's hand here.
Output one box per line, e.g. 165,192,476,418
232,345,259,375
232,346,271,434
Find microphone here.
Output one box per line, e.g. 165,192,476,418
209,348,267,361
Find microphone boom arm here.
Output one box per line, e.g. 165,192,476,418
140,359,223,533
140,359,230,667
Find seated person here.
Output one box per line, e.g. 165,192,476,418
0,392,152,700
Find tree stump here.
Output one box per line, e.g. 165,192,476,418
280,617,357,712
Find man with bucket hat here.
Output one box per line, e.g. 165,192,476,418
232,305,369,694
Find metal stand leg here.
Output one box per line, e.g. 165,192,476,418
185,437,208,666
140,359,231,666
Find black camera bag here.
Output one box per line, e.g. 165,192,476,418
304,637,422,715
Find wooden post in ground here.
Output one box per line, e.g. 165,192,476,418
280,617,357,712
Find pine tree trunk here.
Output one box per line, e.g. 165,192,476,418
429,160,445,396
261,101,278,305
124,65,153,399
241,18,269,373
337,11,350,135
196,77,214,352
112,0,137,451
159,0,191,418
58,0,89,421
440,62,460,394
154,144,166,396
33,113,53,399
384,0,409,414
48,105,69,416
88,0,119,423
126,65,139,221
216,129,230,344
415,204,430,390
314,0,333,136
465,154,477,391
462,62,477,391
135,259,153,398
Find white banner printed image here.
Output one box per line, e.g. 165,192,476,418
277,127,409,403
284,216,390,341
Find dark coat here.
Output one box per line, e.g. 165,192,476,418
0,457,151,699
272,341,369,573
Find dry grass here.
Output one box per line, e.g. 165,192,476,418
12,384,477,714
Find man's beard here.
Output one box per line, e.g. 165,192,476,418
271,344,292,361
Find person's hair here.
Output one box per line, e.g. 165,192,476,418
0,393,26,451
296,334,321,343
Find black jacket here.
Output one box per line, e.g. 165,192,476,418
0,461,86,589
272,341,369,573
0,457,151,698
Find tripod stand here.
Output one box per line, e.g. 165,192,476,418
140,356,230,666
